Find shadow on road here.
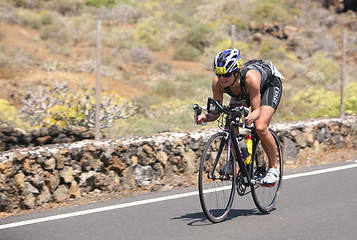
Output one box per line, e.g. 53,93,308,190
171,208,268,226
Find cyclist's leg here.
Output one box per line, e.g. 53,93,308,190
256,77,282,169
255,106,276,168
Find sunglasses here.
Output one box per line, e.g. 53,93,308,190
216,72,233,78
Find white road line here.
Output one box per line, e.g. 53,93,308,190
1,162,356,230
283,163,357,179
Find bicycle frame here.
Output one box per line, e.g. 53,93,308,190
205,97,254,185
228,119,252,186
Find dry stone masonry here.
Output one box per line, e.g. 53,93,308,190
0,115,356,212
0,125,95,152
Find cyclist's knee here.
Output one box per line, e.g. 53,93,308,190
255,124,269,137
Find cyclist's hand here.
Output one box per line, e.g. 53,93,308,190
244,114,254,126
197,114,208,125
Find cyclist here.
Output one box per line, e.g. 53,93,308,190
197,48,284,184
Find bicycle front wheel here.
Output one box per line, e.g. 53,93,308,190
198,132,236,223
250,129,283,213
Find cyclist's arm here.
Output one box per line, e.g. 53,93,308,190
245,70,261,124
197,77,223,124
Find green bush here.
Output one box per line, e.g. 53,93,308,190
286,83,357,119
40,11,53,25
289,87,340,119
184,24,211,51
108,99,194,137
152,61,172,74
250,0,292,25
229,16,250,31
50,0,80,16
163,10,195,25
259,38,297,62
0,98,28,129
345,83,357,115
305,52,340,87
85,0,132,9
40,22,69,46
173,44,201,62
0,53,18,78
135,17,166,46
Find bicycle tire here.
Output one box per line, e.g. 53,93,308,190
198,132,236,223
250,129,283,213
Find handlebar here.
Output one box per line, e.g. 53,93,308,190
193,97,253,129
207,97,249,116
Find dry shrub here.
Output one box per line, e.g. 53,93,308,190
128,46,155,64
97,4,142,25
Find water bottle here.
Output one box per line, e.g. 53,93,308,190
244,135,252,165
239,138,249,162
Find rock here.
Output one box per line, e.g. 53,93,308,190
36,136,52,145
134,165,155,185
294,130,307,148
79,171,97,188
121,166,135,189
48,124,62,137
43,158,56,170
47,171,60,193
30,174,45,189
0,193,9,211
31,128,41,139
14,172,25,191
54,154,66,170
39,127,49,137
81,154,103,172
183,149,197,175
0,139,5,151
60,166,74,183
53,134,71,143
53,185,69,202
22,158,32,174
156,151,168,166
0,161,13,177
24,182,39,194
37,186,51,204
282,137,298,163
22,193,36,209
68,181,81,198
109,155,126,173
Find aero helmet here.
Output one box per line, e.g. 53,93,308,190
212,48,242,75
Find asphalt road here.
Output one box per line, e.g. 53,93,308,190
1,160,357,240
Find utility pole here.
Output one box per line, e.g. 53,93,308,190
231,25,236,48
340,28,346,118
95,20,102,140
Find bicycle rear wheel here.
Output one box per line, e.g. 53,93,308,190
198,132,236,223
250,129,283,213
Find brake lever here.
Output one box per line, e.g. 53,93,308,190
193,104,202,127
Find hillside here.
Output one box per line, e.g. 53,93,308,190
0,0,357,138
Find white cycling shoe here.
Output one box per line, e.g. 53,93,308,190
261,168,280,184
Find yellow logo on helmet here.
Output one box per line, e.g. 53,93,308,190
215,67,226,74
237,59,242,68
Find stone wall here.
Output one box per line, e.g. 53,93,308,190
0,115,356,212
0,125,94,151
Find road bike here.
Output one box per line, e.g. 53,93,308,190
194,97,283,223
